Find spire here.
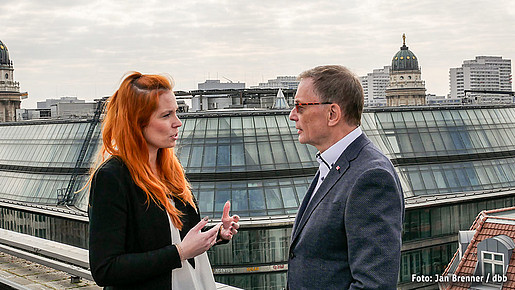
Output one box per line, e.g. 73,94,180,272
400,33,408,50
272,88,289,109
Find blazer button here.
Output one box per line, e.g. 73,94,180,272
289,252,295,259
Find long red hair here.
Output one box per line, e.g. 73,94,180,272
96,72,194,229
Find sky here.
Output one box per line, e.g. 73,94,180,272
1,0,514,108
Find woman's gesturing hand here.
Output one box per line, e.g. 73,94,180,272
179,217,220,260
219,201,240,241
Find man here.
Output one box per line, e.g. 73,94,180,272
287,65,404,289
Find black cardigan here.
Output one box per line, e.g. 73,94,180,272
88,157,204,289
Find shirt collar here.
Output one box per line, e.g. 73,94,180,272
316,126,362,176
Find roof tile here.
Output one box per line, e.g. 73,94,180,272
443,208,515,289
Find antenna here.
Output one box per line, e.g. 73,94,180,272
222,76,233,83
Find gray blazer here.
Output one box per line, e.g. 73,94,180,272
288,134,404,289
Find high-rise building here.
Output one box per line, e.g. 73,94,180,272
449,56,512,103
0,39,25,122
360,66,390,107
385,34,427,106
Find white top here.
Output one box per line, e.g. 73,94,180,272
167,202,216,290
311,126,363,202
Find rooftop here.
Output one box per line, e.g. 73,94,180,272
442,207,515,289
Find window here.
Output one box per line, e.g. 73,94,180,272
482,251,504,278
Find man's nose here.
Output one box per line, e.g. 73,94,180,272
289,107,297,121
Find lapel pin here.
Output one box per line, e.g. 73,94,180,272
336,166,340,171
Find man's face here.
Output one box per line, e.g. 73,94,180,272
289,78,330,150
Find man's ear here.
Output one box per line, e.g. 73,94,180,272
327,104,342,127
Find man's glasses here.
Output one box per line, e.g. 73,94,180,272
294,102,332,111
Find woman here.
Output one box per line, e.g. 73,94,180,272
88,72,239,289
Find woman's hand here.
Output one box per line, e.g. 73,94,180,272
219,201,240,241
179,217,220,260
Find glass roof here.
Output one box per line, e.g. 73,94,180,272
1,106,515,217
175,114,318,173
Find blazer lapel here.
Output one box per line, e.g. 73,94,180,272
291,134,371,245
292,171,319,237
291,160,349,244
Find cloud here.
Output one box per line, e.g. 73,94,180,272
0,0,513,107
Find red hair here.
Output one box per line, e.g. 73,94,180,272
97,72,194,229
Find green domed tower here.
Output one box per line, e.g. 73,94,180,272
0,40,12,67
391,35,419,71
385,34,426,106
0,39,23,122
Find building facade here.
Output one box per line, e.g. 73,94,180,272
360,66,390,107
17,97,98,121
450,56,513,104
1,104,515,289
252,76,299,90
426,94,461,106
386,34,427,106
0,40,24,122
192,80,246,111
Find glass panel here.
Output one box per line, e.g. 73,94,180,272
265,187,283,210
231,144,245,167
408,171,424,191
214,190,230,212
265,116,279,135
231,189,248,212
421,171,436,190
433,169,448,189
403,111,415,127
218,117,231,138
230,117,243,137
276,115,291,135
216,145,230,167
254,116,267,135
198,189,214,213
205,118,218,138
258,143,274,166
494,264,503,275
242,117,255,136
189,146,203,168
193,118,207,138
245,143,260,166
270,141,287,165
249,188,266,210
280,187,298,208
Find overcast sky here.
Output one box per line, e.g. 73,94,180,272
2,0,514,108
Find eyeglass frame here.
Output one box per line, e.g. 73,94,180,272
293,101,333,112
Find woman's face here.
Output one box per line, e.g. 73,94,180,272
142,91,182,153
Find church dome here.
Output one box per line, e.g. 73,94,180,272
0,40,12,66
391,34,419,71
